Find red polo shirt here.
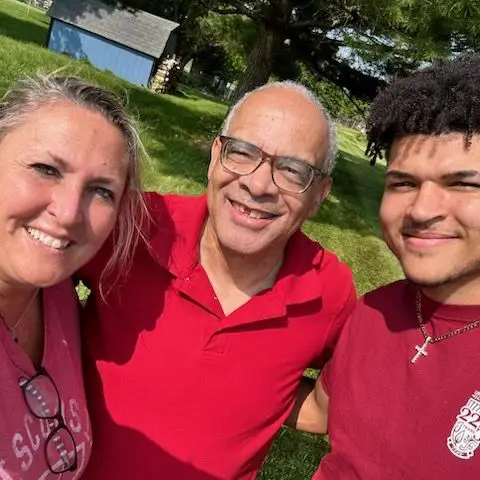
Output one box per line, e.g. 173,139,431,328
79,193,356,480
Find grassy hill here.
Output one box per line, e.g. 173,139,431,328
0,1,402,477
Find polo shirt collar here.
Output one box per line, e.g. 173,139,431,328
149,194,208,278
149,194,325,307
274,229,325,306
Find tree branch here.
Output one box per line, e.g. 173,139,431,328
221,0,259,20
211,7,243,15
289,20,325,29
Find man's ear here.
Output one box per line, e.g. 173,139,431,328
208,136,222,180
308,175,332,218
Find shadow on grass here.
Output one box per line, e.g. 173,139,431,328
260,428,330,480
126,87,225,188
0,9,48,46
313,149,387,239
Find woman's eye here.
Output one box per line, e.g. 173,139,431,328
31,163,61,178
92,186,115,202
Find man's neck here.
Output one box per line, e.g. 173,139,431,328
199,224,284,315
421,275,480,306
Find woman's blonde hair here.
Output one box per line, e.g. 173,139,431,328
0,74,149,296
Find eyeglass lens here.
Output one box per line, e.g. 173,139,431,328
20,373,77,473
222,139,314,193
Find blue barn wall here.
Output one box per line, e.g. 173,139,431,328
48,19,155,86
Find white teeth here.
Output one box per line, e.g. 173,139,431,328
26,228,70,250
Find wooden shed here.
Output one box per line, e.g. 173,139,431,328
46,0,178,87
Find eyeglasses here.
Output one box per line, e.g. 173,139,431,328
218,136,326,194
19,368,77,474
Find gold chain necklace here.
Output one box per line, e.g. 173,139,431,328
411,289,480,364
0,290,39,343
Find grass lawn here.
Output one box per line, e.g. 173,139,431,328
0,1,403,477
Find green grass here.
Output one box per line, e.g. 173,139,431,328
0,1,403,477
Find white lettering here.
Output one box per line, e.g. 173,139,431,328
0,459,14,480
24,414,41,452
38,467,52,480
68,399,81,433
39,418,52,439
72,442,86,480
12,433,33,471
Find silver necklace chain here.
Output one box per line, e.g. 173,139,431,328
0,290,39,343
411,289,480,364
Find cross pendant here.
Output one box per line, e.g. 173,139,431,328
411,336,432,364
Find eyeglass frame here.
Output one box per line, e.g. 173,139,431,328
218,135,328,194
19,367,78,474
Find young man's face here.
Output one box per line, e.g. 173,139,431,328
380,133,480,294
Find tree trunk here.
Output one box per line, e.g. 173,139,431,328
163,53,194,95
229,24,281,104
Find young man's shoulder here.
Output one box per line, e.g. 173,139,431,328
361,278,408,307
346,278,409,327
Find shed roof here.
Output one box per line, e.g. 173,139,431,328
47,0,178,58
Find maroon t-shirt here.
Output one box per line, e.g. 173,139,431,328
314,280,480,480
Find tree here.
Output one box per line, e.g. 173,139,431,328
211,0,480,102
104,0,480,102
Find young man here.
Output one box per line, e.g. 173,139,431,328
310,55,480,479
79,81,356,479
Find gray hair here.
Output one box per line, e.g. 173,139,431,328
0,74,148,295
221,80,338,175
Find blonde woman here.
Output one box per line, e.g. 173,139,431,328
0,75,146,478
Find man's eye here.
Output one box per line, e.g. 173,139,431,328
387,182,416,189
450,182,480,189
230,149,253,158
31,163,61,178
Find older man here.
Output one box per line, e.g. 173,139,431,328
79,81,356,479
304,55,480,480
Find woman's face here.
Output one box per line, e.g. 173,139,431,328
0,100,128,288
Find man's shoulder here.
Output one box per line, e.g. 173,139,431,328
145,192,203,220
283,232,355,313
143,192,206,237
297,232,353,283
291,231,348,269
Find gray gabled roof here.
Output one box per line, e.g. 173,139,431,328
47,0,179,58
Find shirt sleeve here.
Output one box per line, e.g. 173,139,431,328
311,277,357,369
321,297,363,398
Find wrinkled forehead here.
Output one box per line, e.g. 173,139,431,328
227,89,330,167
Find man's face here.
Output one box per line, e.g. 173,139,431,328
206,88,332,257
381,133,480,291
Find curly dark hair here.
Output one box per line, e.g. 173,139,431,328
366,54,480,165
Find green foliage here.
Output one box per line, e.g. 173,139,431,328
298,65,368,124
192,13,256,82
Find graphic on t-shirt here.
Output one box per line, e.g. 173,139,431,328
0,398,91,479
447,390,480,460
